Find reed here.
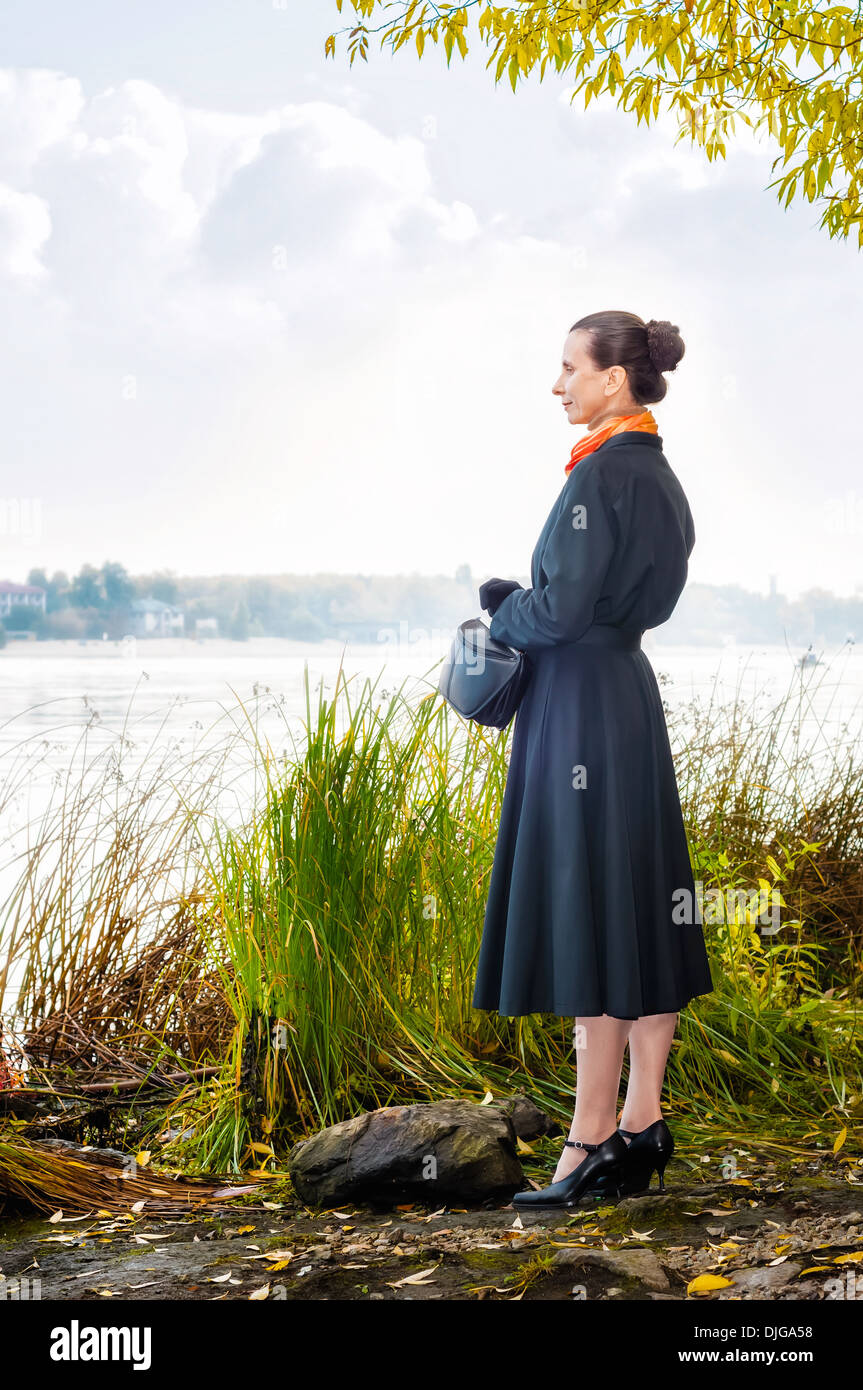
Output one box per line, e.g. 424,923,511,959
167,655,863,1170
2,651,861,1178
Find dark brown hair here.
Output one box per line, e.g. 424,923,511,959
569,310,685,405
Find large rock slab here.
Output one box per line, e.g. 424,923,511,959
287,1099,524,1207
552,1246,671,1292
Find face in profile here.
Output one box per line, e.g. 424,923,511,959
552,327,633,430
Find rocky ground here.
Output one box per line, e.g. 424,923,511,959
1,1149,861,1302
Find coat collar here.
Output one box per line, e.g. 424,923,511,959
595,431,663,452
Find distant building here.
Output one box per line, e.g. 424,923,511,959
0,580,46,619
130,597,185,637
194,617,219,638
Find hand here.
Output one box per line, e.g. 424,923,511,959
478,577,523,617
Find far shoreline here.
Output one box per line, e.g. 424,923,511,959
0,634,808,661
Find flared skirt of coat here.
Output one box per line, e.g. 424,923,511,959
471,641,715,1020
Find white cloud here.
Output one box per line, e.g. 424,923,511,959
0,62,859,599
0,182,51,275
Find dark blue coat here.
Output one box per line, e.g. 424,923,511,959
471,430,715,1019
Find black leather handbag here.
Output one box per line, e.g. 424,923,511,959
438,617,533,730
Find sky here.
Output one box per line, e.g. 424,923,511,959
2,2,862,600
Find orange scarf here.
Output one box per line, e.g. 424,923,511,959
565,409,658,475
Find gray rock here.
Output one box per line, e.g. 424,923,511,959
485,1094,555,1140
552,1246,671,1291
729,1262,802,1292
287,1099,523,1207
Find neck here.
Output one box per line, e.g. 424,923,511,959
587,403,641,431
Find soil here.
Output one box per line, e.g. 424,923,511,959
1,1149,861,1301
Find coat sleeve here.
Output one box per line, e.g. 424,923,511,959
489,460,617,651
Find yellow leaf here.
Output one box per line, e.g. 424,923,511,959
266,1259,291,1272
687,1273,734,1294
833,1252,863,1264
516,1136,534,1154
833,1127,847,1154
236,1225,256,1235
799,1265,833,1276
135,1150,151,1168
248,1142,275,1156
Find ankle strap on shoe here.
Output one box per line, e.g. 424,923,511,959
564,1138,600,1151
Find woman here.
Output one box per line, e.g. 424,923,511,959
472,310,715,1209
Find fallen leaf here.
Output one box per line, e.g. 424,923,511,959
687,1273,734,1294
236,1225,256,1235
834,1127,848,1155
135,1150,151,1168
249,1284,270,1300
388,1264,440,1287
48,1211,63,1224
833,1252,863,1264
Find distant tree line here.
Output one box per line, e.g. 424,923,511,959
0,561,860,648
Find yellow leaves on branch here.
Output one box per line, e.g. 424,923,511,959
323,2,863,242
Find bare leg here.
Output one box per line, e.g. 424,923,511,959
552,1014,631,1183
618,1011,678,1138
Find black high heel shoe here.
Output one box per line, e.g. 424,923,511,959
586,1119,674,1197
511,1130,628,1210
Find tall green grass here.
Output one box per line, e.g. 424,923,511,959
168,655,863,1171
2,652,861,1176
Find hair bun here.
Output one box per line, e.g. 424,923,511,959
645,319,685,373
